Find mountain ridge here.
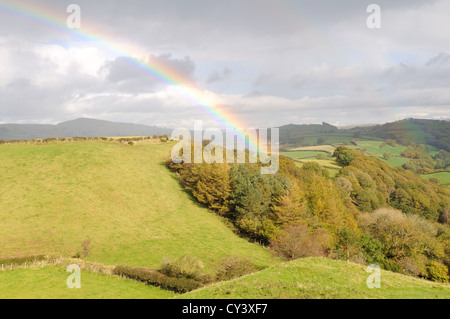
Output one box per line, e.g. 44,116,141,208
0,118,173,140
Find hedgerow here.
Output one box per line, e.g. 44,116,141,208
113,265,203,293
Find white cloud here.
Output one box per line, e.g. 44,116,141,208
0,0,449,126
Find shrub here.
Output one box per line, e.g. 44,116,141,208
335,177,353,193
73,239,92,259
215,256,257,281
358,208,448,278
334,228,365,263
270,224,329,260
113,265,202,293
383,258,403,273
0,255,47,266
160,256,205,282
81,238,92,259
440,206,450,224
333,146,357,166
428,178,440,185
358,208,418,261
399,256,427,277
426,261,449,283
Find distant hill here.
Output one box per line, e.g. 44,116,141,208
2,118,449,152
279,122,341,145
0,118,173,140
351,118,450,152
278,119,450,152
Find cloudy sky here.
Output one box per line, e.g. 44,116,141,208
0,0,449,128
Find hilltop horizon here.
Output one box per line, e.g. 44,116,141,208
1,115,449,128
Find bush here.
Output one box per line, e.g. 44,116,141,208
358,208,448,277
270,224,329,260
0,255,47,266
335,176,353,193
81,239,91,259
113,265,203,293
399,256,427,277
72,239,92,259
160,256,206,282
215,256,257,281
426,261,449,283
429,178,440,185
383,258,403,273
333,146,357,166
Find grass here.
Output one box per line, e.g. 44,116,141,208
281,151,329,160
0,141,277,270
282,133,368,146
298,159,341,169
179,257,450,299
285,153,341,178
0,266,174,299
348,140,407,157
421,172,450,186
283,141,410,173
289,145,336,154
382,156,409,167
2,140,448,299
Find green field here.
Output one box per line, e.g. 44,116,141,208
281,147,340,178
285,156,341,178
348,140,407,157
282,133,372,146
1,140,449,299
0,266,174,299
0,141,276,269
281,151,330,160
285,140,437,171
180,258,450,299
421,172,450,186
383,156,409,167
289,145,336,154
347,140,442,168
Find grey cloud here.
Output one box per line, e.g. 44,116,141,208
253,73,274,87
100,53,195,93
426,52,450,66
104,54,195,83
0,0,449,127
207,67,232,84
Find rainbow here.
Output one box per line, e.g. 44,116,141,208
0,0,264,151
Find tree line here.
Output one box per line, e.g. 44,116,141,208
167,145,450,283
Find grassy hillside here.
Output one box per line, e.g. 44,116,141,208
422,172,450,186
0,266,174,299
281,146,340,177
354,119,450,152
179,257,450,299
0,141,276,269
